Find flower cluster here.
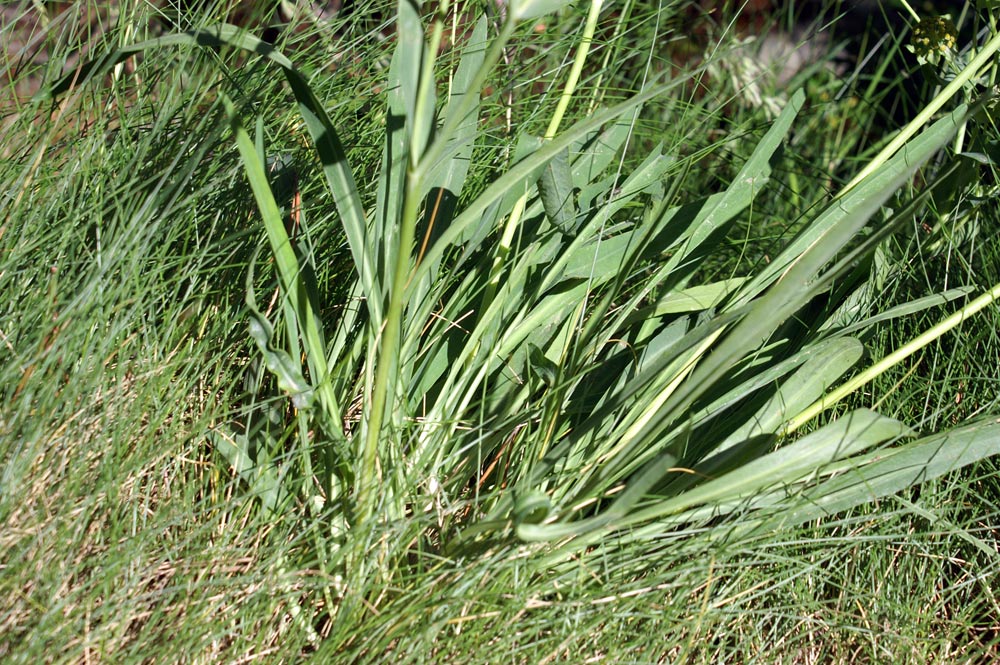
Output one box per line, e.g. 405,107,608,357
910,16,958,62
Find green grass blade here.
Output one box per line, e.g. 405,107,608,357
713,336,865,454
623,408,912,528
397,0,432,164
510,0,576,21
774,418,1000,527
638,104,970,445
408,74,694,294
222,95,341,432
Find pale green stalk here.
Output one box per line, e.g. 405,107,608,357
897,0,920,22
588,0,633,114
784,281,1000,433
358,0,487,524
412,1,448,165
542,0,603,142
110,3,135,86
841,27,1000,193
357,167,423,524
595,329,724,466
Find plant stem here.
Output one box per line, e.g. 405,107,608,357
784,281,1000,433
355,1,454,525
358,164,422,525
841,27,1000,194
544,0,603,141
897,0,920,22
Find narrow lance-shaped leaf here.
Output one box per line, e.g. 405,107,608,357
745,418,1000,537
246,304,315,409
397,0,433,163
621,408,912,529
375,48,411,326
712,336,865,454
537,147,578,234
223,95,341,426
210,430,287,518
510,0,575,21
735,103,971,306
420,16,487,200
667,89,804,268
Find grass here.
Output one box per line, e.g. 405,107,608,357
2,0,999,661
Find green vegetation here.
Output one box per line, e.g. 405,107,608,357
3,0,999,661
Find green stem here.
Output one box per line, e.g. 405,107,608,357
897,0,920,22
543,0,602,141
841,27,1000,194
785,281,1000,433
356,1,453,525
358,168,422,522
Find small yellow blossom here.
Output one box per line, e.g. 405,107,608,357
911,16,958,59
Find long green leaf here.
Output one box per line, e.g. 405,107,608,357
510,0,574,21
210,430,287,518
421,15,487,200
761,418,1000,531
223,97,344,449
397,0,432,163
407,74,694,295
713,337,864,454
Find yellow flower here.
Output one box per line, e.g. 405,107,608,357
911,16,958,59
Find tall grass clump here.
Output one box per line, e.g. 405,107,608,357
7,0,1000,660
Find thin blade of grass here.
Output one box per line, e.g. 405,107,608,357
222,95,342,436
